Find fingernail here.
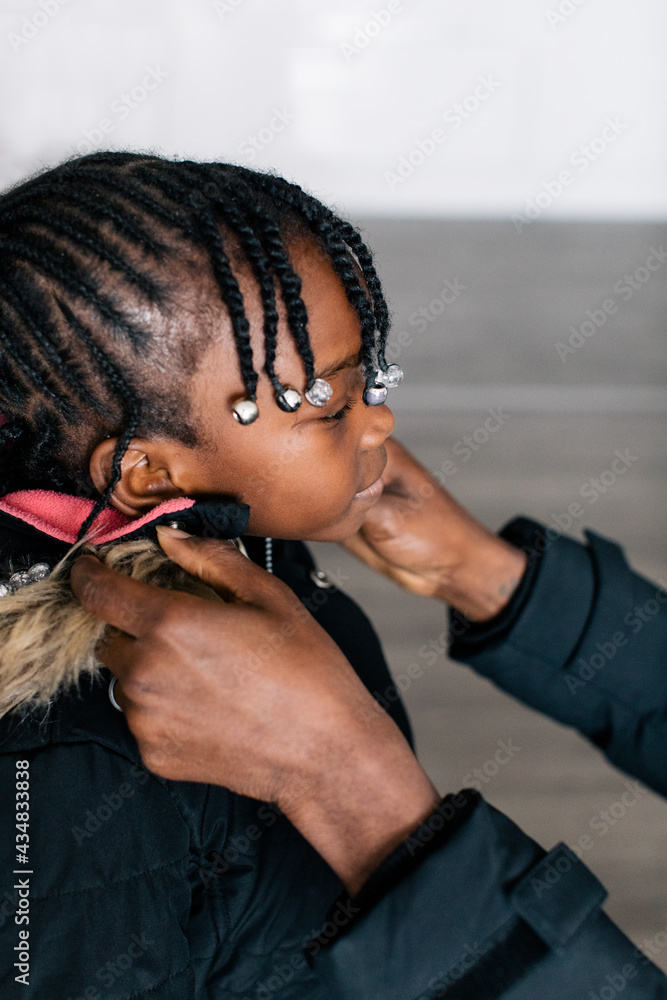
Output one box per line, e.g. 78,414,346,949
156,525,191,539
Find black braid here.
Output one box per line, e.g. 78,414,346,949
238,169,384,386
0,234,149,350
0,152,392,536
0,273,105,415
131,163,259,401
334,218,391,370
204,193,285,395
198,164,319,391
3,181,171,261
53,296,144,542
176,163,302,397
76,402,141,541
233,195,317,388
0,303,75,415
1,204,164,302
71,165,201,244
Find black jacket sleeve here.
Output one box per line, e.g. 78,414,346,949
305,789,667,999
449,517,667,797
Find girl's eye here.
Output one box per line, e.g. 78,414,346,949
320,399,354,424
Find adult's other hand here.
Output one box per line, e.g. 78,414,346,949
343,437,527,621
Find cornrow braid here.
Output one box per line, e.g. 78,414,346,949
0,180,170,262
191,164,317,394
0,234,149,349
131,162,260,403
231,167,390,385
190,180,288,399
0,300,76,417
1,205,165,302
53,297,144,542
0,152,393,537
223,182,317,391
0,272,105,416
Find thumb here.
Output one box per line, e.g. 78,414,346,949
155,526,275,606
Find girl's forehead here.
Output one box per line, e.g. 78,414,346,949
194,239,364,386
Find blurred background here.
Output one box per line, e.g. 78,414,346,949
1,0,665,969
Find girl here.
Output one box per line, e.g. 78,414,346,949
0,150,432,999
1,152,665,1000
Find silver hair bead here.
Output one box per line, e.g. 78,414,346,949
377,364,404,388
1,562,51,596
363,382,388,406
276,388,302,412
232,398,259,425
27,562,51,582
304,378,333,407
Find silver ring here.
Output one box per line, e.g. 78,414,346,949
108,676,124,713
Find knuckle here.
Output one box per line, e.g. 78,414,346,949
122,654,167,701
141,746,171,777
140,730,186,779
258,573,293,611
157,600,203,648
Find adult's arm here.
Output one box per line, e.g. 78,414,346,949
344,437,667,797
449,515,667,798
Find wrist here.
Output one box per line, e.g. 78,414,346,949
280,721,441,897
434,531,528,621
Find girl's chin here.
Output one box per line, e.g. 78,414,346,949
306,498,383,543
246,488,384,543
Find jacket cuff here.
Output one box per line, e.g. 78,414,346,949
449,515,596,671
301,793,667,1000
449,516,546,650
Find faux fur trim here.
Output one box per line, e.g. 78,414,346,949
0,538,222,719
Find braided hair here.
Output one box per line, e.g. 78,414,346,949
0,152,392,539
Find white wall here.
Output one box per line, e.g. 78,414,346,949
0,0,665,218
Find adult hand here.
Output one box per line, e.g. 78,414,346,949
70,528,440,895
343,437,527,621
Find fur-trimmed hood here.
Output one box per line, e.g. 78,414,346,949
0,491,250,718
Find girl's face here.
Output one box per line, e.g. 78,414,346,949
155,238,395,543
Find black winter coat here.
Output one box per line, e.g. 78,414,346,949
0,510,666,999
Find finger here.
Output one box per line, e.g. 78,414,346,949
343,532,429,592
70,554,180,638
344,528,407,575
155,527,281,606
381,437,428,494
341,532,390,573
95,628,137,678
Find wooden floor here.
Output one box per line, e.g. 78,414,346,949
310,220,667,971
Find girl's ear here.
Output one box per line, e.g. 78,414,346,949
89,437,184,517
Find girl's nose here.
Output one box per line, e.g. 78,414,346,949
361,401,395,449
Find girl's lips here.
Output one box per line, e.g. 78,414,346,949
353,475,385,502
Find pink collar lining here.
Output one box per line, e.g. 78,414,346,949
0,490,196,545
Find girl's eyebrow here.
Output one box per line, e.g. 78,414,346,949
314,347,364,381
